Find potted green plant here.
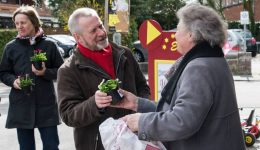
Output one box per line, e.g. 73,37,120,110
98,79,123,104
20,74,34,95
30,49,47,70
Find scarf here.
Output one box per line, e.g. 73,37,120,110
17,28,44,45
164,56,184,80
160,41,224,105
78,43,115,79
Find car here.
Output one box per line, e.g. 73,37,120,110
132,40,147,62
228,29,257,57
57,46,65,58
223,29,246,59
45,40,65,58
47,34,76,58
257,41,260,54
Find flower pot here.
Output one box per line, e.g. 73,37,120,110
108,89,124,104
22,85,33,96
32,61,42,70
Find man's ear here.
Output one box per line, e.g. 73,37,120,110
73,33,80,43
73,33,82,43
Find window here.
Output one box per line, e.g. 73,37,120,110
232,0,239,5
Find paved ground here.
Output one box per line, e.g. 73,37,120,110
1,55,260,149
0,84,75,150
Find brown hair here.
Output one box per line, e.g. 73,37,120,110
12,5,42,32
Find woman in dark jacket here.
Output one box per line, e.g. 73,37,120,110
0,6,63,150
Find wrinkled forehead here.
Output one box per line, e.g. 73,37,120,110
79,16,102,31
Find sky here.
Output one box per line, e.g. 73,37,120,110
44,0,49,6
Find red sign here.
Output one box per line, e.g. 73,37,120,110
139,20,182,101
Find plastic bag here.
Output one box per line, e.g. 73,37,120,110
99,117,167,150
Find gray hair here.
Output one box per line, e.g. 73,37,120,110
177,3,227,47
68,8,99,34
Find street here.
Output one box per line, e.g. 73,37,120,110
0,83,75,150
1,55,260,149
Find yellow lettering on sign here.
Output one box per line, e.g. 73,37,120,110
171,33,175,39
171,41,177,51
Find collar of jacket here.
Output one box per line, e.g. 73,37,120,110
16,35,44,46
159,41,224,106
74,41,126,79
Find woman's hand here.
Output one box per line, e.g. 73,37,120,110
112,89,138,111
13,76,21,90
121,113,141,132
32,62,46,76
95,90,112,109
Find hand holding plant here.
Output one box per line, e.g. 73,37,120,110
19,74,34,95
98,79,123,104
31,49,47,70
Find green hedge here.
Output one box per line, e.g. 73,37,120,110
0,29,17,61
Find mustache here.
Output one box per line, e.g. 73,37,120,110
99,35,108,41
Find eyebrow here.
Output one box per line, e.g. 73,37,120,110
89,23,103,33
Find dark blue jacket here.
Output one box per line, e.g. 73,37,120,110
0,36,64,129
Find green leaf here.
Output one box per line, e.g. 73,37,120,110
20,74,34,88
31,51,47,62
98,79,121,93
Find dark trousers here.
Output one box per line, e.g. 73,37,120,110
17,126,59,150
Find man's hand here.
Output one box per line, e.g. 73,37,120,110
32,62,46,76
95,90,112,109
13,76,21,90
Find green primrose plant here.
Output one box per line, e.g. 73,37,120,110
20,74,34,88
30,49,47,62
98,79,121,93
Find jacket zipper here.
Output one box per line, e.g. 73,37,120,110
115,49,124,77
94,134,99,150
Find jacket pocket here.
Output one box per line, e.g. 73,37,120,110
9,88,28,105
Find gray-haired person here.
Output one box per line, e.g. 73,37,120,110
99,3,246,150
57,7,150,150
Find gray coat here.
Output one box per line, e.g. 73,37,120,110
137,57,246,150
0,36,64,129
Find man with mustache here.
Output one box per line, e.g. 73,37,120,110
57,7,150,150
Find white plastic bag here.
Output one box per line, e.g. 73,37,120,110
99,117,167,150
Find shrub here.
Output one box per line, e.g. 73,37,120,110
0,29,17,62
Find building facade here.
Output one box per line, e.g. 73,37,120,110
186,0,260,22
223,0,260,22
0,0,57,28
